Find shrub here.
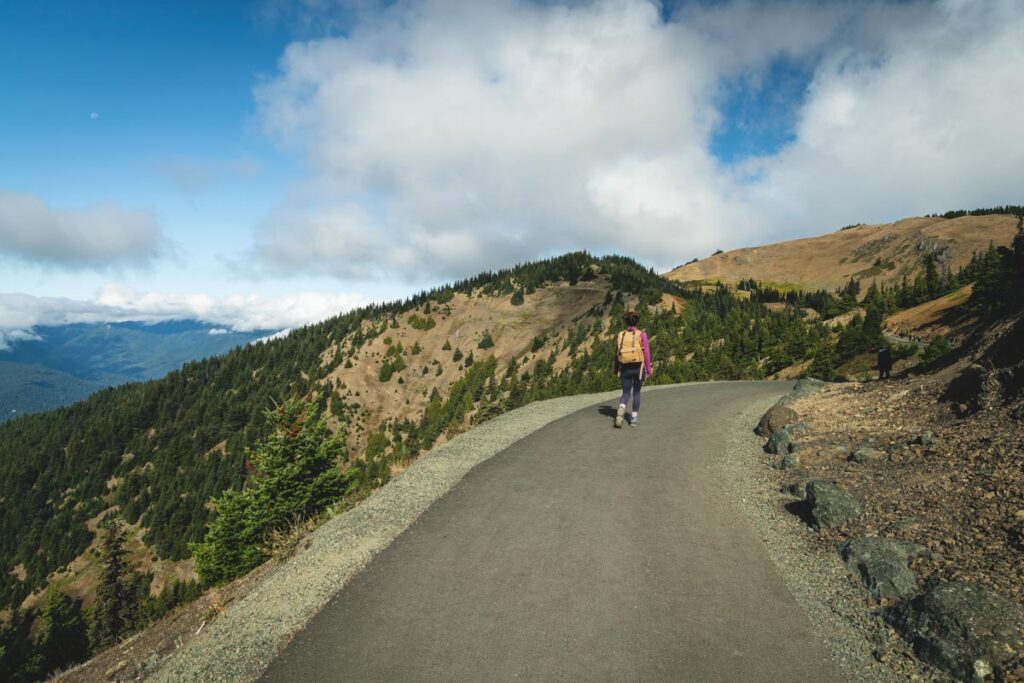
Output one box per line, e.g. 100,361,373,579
190,396,348,585
408,314,437,330
920,336,951,365
478,331,495,349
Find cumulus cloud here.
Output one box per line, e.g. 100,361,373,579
0,190,165,269
744,0,1024,230
0,286,366,350
247,0,1024,278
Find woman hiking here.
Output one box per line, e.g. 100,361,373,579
614,310,652,428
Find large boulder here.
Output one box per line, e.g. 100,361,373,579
764,428,792,455
773,378,827,409
790,377,827,399
805,480,862,530
755,404,798,437
838,537,926,599
888,582,1024,681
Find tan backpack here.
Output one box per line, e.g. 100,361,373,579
616,329,644,364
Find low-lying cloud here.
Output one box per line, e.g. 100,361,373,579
0,189,165,269
0,286,366,350
248,0,1024,279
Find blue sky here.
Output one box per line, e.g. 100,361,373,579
1,0,1022,338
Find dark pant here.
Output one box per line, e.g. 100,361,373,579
879,367,891,380
619,365,643,411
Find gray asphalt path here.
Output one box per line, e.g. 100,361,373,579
260,382,842,682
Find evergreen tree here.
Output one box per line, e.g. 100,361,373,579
923,253,941,297
90,518,135,650
190,395,348,585
36,588,89,676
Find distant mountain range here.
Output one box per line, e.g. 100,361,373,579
0,320,273,422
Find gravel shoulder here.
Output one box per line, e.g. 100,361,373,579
718,395,917,683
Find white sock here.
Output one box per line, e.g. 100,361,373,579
619,403,626,409
632,412,638,418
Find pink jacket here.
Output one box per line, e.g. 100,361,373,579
614,326,652,376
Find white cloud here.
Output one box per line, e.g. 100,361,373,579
0,189,165,269
248,0,1024,278
0,286,366,350
744,0,1024,232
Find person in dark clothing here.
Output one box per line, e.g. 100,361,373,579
877,345,893,380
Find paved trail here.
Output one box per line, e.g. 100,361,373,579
260,382,842,682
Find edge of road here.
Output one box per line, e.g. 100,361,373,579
718,393,905,683
151,382,701,682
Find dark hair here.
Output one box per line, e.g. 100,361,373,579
623,310,640,326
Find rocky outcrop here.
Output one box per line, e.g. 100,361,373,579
838,537,926,600
888,582,1024,681
805,480,861,530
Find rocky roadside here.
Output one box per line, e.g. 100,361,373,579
751,353,1024,683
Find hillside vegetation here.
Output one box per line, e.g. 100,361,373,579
2,210,1020,681
0,253,834,680
666,212,1019,293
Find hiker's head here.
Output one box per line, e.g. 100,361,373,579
623,310,640,327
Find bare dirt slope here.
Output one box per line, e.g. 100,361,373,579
323,281,608,455
883,284,975,339
666,214,1017,292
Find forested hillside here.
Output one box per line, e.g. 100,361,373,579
5,225,1018,680
0,321,270,422
0,253,842,680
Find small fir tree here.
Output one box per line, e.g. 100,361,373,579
90,518,135,650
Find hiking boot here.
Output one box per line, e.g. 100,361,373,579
615,404,625,428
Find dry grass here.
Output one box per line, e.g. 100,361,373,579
666,214,1017,293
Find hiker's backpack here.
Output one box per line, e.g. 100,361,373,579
616,329,644,364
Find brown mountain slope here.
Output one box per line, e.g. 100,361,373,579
321,281,610,455
666,214,1017,291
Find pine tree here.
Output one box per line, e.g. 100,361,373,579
90,518,135,650
190,395,348,585
36,589,89,676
